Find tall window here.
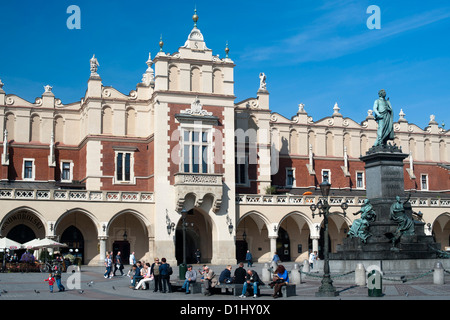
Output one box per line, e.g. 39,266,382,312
356,172,364,189
61,161,72,182
182,129,210,174
421,174,429,191
286,168,295,187
322,169,330,183
23,159,34,180
235,156,247,185
116,152,132,182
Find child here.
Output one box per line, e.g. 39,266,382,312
45,273,55,293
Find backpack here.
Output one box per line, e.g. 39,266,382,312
168,264,173,275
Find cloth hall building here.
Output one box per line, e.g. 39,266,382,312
0,15,449,266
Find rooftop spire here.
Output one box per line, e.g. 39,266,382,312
193,8,199,28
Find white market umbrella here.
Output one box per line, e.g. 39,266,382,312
22,238,68,249
0,237,22,250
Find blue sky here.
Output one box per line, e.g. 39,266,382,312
0,0,449,129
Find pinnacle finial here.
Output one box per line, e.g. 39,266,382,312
159,34,164,52
193,8,199,28
225,41,229,58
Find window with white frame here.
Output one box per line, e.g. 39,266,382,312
286,168,295,187
115,151,135,184
321,169,331,183
421,174,429,191
356,171,365,189
182,128,211,174
60,161,73,182
23,159,35,180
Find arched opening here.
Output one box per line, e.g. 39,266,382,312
175,207,212,265
60,225,85,264
6,224,36,258
276,227,290,261
236,212,270,262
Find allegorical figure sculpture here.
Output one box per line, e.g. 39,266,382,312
372,89,394,147
259,72,267,91
90,54,100,75
348,199,377,243
389,195,415,247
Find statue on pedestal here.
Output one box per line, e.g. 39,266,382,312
259,72,267,91
90,54,100,76
389,195,415,249
372,89,394,147
348,199,377,243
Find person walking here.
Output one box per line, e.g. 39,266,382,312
104,253,112,279
245,250,253,267
114,251,124,276
44,273,55,293
54,267,65,292
195,249,201,264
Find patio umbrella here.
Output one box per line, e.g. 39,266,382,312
0,237,22,250
22,238,68,249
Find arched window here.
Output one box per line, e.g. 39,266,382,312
424,139,431,161
101,106,112,134
5,113,15,141
54,116,64,144
168,65,179,91
30,114,40,142
289,129,298,154
190,67,201,92
439,140,446,162
125,108,136,136
212,69,222,94
326,132,334,156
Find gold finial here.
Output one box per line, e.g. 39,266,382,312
193,8,199,28
225,41,229,58
159,34,164,52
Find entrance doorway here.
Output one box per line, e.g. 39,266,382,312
60,226,84,264
7,224,36,258
113,241,130,266
235,240,248,263
276,227,291,261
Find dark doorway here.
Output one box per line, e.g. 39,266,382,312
175,228,198,265
60,225,84,264
235,240,248,263
113,241,130,266
276,227,291,261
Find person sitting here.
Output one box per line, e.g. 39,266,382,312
270,264,289,298
181,265,197,294
219,265,233,284
239,269,264,298
233,262,246,284
130,262,143,289
202,266,218,296
135,263,152,290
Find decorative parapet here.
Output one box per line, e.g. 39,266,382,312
0,189,154,203
236,194,450,208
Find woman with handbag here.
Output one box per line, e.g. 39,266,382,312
270,264,289,298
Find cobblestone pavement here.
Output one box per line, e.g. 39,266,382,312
0,263,449,301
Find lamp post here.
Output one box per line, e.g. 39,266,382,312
310,176,348,297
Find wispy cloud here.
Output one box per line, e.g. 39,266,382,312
240,5,450,64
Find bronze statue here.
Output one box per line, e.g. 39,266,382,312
348,199,377,243
373,89,394,147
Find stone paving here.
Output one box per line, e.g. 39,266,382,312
0,263,449,301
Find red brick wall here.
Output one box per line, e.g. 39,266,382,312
167,103,224,185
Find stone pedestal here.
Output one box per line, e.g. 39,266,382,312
331,145,439,260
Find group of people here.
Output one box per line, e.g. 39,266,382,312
180,261,289,298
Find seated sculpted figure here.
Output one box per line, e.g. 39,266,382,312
390,195,415,241
348,199,376,243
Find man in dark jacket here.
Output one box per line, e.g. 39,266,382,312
239,269,264,298
233,262,246,284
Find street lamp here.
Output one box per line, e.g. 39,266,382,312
310,177,348,297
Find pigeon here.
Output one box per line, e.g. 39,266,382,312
87,281,94,287
34,289,40,294
404,292,409,297
78,290,84,294
1,289,7,294
112,286,116,290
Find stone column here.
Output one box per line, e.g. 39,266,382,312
311,236,319,254
269,236,277,260
98,236,107,266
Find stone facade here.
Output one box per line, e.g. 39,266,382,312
0,13,448,266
